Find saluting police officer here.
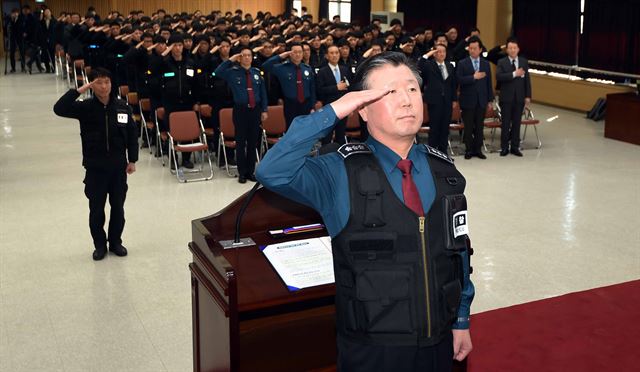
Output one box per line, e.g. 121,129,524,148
158,34,196,169
257,52,474,371
262,42,316,129
53,68,138,261
215,46,269,184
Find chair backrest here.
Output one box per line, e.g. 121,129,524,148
139,98,151,113
451,103,461,122
346,112,360,130
126,92,139,106
485,103,496,119
169,111,201,141
119,85,129,97
74,59,84,69
199,104,213,119
422,103,429,125
219,108,235,138
156,107,165,121
263,105,286,136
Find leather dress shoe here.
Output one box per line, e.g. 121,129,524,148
510,149,523,157
475,152,487,159
500,149,509,157
464,152,473,159
246,174,257,182
238,176,247,184
109,244,128,257
93,247,107,261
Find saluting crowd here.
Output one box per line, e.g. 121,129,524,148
9,4,531,176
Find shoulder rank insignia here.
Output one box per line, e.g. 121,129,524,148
424,145,453,164
338,143,372,158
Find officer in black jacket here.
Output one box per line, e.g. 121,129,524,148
53,68,138,261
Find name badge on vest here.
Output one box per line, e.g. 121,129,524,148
186,68,194,77
338,143,372,158
453,211,469,238
425,145,453,164
117,113,128,124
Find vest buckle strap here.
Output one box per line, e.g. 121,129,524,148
338,143,372,158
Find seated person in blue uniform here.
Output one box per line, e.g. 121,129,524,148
256,52,475,372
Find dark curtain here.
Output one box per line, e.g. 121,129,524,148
396,0,477,36
512,0,580,65
580,0,640,74
285,0,293,16
351,1,371,27
319,0,329,21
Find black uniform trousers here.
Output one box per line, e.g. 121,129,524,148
337,332,453,372
232,105,261,177
283,98,313,130
83,166,128,250
461,106,486,154
499,101,524,151
321,117,347,145
427,100,454,154
10,38,26,71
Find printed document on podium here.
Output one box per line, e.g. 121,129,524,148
261,236,335,291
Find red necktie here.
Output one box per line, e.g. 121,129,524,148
246,69,255,108
296,65,305,103
397,159,424,217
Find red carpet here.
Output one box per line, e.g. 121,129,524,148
467,280,640,372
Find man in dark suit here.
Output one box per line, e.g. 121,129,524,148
419,43,457,154
316,45,353,145
456,36,494,159
496,37,531,157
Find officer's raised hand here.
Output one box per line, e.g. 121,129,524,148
77,80,94,95
329,89,390,120
279,50,293,60
229,53,241,63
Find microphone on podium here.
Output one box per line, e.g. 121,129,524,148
219,181,262,249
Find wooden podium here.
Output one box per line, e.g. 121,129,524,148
605,93,640,145
189,187,468,372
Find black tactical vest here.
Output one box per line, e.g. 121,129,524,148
332,144,469,347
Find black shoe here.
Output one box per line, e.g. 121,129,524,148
93,247,107,261
182,160,194,169
246,174,257,182
476,152,487,159
464,152,473,159
109,244,128,257
510,149,523,157
500,149,509,157
238,176,247,184
9,69,15,73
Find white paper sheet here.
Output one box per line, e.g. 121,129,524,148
261,236,335,291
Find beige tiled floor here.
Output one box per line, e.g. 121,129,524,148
1,70,639,372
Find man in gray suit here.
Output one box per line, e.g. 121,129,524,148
496,37,531,157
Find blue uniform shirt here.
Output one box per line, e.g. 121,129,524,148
215,60,268,112
262,55,316,106
256,106,475,329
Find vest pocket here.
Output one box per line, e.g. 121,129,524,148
353,267,415,334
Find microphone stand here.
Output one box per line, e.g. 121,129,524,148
219,181,261,249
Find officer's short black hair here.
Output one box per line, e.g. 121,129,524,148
288,42,303,51
142,32,153,40
390,18,402,27
238,45,252,55
506,36,519,47
89,67,112,82
353,52,422,91
434,32,447,42
336,39,349,48
467,35,482,48
168,34,184,46
153,35,166,44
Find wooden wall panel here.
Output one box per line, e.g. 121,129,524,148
38,0,284,18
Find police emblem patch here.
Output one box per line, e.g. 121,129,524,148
425,145,453,164
304,70,310,76
254,74,259,80
453,211,469,238
337,143,372,158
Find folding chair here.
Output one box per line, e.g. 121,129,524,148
73,59,88,90
260,105,286,155
448,102,464,155
218,108,260,177
155,107,167,165
139,98,155,153
65,53,73,87
484,102,502,152
521,107,542,149
345,112,362,143
195,104,217,156
167,111,213,182
54,48,65,79
118,85,129,100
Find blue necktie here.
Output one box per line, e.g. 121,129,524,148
333,67,340,83
473,59,479,72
